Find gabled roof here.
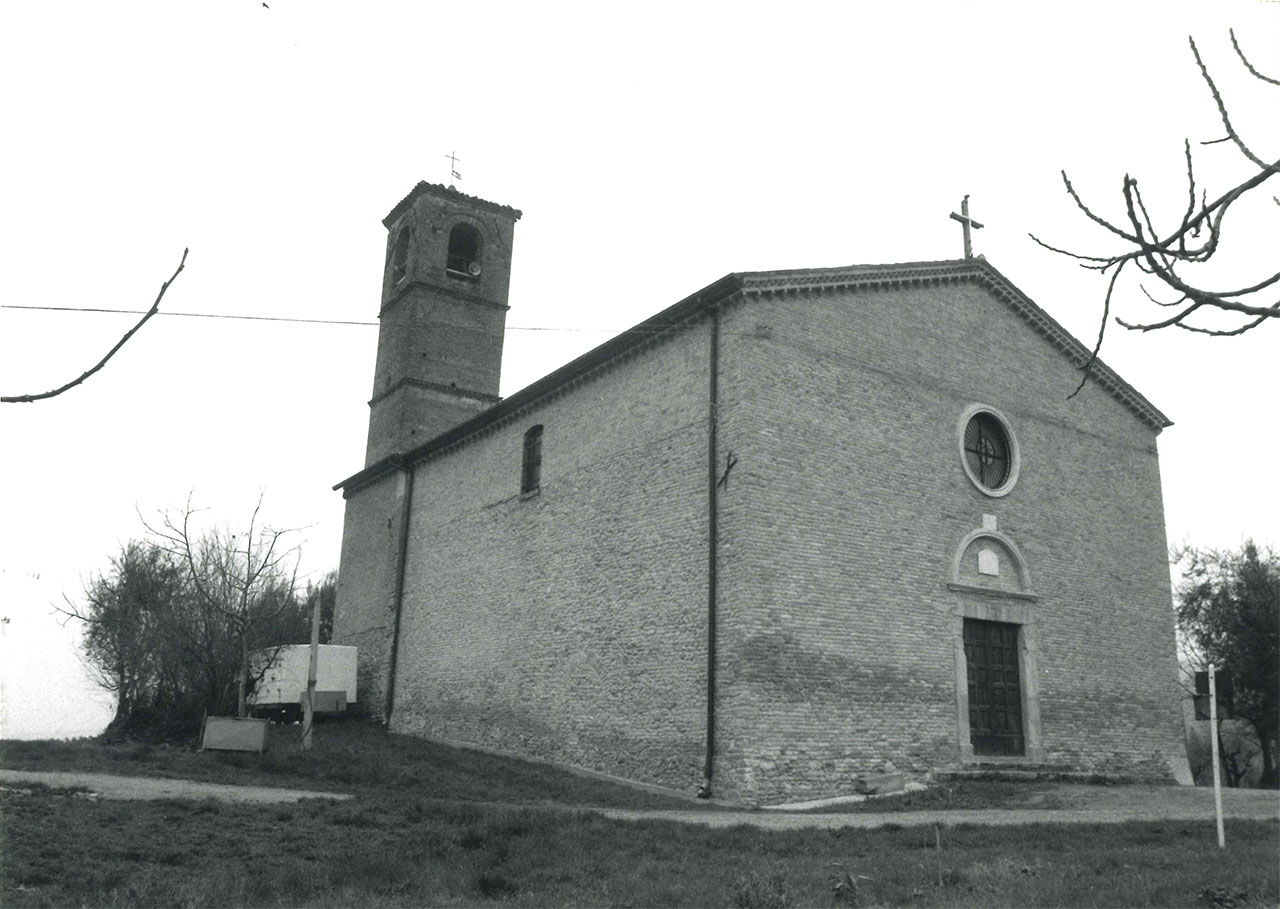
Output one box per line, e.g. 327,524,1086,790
337,257,1171,495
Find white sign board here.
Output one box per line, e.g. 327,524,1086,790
201,716,269,752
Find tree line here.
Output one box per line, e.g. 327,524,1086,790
1175,540,1279,789
60,497,334,740
1177,540,1280,788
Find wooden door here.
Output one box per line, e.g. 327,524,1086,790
963,618,1025,756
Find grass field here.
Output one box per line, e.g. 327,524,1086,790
3,722,1277,908
0,720,697,810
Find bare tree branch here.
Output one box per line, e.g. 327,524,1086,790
1192,34,1278,173
1137,283,1187,308
1034,33,1278,393
1231,28,1280,87
1067,261,1125,400
2,249,189,404
144,492,303,717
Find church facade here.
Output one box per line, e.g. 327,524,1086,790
333,182,1190,802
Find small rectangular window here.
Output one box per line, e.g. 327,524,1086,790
521,425,543,495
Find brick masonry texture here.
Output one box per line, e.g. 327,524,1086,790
332,471,407,719
335,266,1188,803
389,325,712,790
710,281,1184,801
364,188,517,466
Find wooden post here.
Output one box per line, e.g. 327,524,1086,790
1209,665,1225,849
303,592,321,751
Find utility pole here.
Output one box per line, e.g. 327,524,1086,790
303,590,321,750
1209,665,1225,848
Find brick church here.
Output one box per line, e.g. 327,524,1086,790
332,181,1191,802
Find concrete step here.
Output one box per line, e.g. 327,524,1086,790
931,764,1125,783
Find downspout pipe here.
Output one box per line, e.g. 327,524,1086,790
701,305,720,798
384,455,415,724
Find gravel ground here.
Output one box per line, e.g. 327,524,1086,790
2,770,1275,830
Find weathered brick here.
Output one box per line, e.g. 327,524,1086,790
334,187,1188,803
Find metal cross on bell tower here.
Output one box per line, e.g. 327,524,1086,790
445,150,462,185
949,195,984,259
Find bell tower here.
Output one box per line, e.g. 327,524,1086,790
364,182,522,465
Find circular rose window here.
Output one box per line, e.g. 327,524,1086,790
958,405,1019,497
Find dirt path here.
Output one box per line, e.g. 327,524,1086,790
3,770,1275,830
1,769,351,804
602,785,1280,829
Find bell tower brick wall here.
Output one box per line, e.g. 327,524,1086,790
336,183,520,716
365,183,521,466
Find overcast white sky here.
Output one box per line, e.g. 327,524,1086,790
2,1,1277,739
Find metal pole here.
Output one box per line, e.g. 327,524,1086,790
303,590,321,751
703,306,720,796
1209,664,1225,848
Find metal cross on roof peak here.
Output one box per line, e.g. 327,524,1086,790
445,150,462,185
949,195,984,259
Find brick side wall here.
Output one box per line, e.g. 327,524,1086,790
365,381,496,466
332,471,409,720
711,281,1185,802
388,325,713,792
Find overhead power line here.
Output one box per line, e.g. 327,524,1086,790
1,304,630,333
4,304,375,326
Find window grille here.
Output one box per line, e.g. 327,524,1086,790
963,412,1011,489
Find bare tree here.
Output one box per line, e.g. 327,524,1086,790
146,493,301,718
2,249,188,404
1033,32,1277,396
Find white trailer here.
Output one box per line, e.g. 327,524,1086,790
248,644,357,718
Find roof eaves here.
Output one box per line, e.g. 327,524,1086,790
382,181,523,229
335,272,744,494
972,259,1173,430
738,258,1172,432
336,257,1172,495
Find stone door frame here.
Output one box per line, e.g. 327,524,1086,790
947,529,1044,763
